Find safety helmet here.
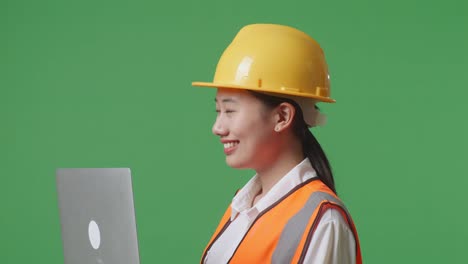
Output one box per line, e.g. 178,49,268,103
192,23,335,103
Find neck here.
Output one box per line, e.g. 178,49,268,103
255,138,304,197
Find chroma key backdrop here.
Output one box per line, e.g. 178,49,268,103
1,0,467,263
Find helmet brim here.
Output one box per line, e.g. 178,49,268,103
192,81,336,103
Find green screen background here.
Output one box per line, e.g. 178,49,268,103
2,0,467,263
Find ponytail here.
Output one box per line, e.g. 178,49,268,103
300,128,336,194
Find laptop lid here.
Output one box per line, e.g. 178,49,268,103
56,168,140,264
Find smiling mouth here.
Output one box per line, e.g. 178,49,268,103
223,141,239,149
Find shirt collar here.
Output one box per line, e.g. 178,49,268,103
230,158,317,220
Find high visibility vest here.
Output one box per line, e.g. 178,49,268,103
201,178,362,264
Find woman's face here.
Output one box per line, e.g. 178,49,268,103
212,88,279,170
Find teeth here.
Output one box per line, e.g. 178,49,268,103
223,142,238,149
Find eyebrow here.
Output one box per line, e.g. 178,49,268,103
214,98,238,103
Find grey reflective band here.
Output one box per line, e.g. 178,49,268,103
271,191,348,264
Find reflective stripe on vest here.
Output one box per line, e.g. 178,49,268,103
272,191,348,263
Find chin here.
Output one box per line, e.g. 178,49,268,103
225,156,249,169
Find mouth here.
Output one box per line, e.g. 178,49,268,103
222,140,239,155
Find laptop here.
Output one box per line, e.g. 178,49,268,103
56,168,140,264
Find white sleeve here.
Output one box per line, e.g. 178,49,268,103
302,208,356,264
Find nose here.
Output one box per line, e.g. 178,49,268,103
212,116,228,137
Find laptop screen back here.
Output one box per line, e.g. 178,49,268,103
56,168,140,264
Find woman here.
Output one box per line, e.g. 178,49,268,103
192,24,362,264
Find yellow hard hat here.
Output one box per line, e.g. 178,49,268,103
192,24,335,103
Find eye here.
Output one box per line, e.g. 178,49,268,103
224,109,237,116
214,109,235,115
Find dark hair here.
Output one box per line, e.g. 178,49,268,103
249,91,337,194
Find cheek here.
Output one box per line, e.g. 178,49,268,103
235,116,273,143
231,113,257,134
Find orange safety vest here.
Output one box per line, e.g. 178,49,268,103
201,178,362,264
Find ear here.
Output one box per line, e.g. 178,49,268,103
273,102,296,132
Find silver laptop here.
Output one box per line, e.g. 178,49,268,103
56,168,140,264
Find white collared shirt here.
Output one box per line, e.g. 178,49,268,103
204,158,356,264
